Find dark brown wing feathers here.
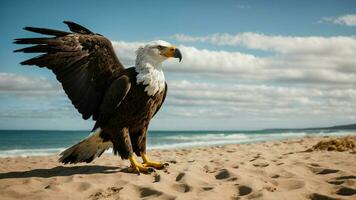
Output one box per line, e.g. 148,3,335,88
23,26,70,36
98,75,131,126
63,21,93,34
14,21,125,120
153,83,168,117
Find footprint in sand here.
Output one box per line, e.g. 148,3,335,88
326,175,356,197
328,175,356,185
270,174,280,178
253,162,269,168
232,165,239,169
309,163,321,167
327,180,344,185
176,172,185,182
249,154,261,162
139,187,163,198
335,175,356,180
202,186,214,191
335,186,356,196
237,185,252,196
228,177,238,181
215,169,235,180
309,167,339,175
153,173,161,183
309,193,339,200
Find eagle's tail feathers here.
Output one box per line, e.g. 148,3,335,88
59,128,112,164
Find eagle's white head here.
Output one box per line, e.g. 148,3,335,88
135,40,182,96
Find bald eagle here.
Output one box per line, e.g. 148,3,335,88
14,21,182,174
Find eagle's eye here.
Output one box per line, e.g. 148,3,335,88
156,45,164,50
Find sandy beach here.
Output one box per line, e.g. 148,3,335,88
0,136,355,200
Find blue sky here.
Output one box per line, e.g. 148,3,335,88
1,0,356,130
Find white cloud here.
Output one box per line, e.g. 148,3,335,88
0,107,73,119
0,73,60,96
112,41,145,66
321,14,356,26
168,80,356,106
171,33,356,55
112,35,356,86
163,80,356,120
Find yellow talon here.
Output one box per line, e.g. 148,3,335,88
141,152,169,169
128,155,155,174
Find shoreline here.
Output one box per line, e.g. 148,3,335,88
0,136,355,199
0,133,355,158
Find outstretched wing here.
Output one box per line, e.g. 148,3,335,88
14,21,125,120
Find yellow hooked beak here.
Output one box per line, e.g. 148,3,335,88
161,46,182,62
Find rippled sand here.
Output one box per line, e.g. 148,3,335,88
0,136,355,200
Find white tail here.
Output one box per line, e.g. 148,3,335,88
59,128,112,164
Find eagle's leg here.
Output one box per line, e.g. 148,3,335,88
114,128,154,174
141,152,169,169
128,154,155,174
131,128,168,170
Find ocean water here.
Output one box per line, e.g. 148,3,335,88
0,129,355,157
